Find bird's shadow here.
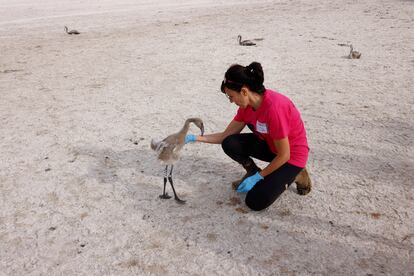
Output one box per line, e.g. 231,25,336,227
72,144,239,197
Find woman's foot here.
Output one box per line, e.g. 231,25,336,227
232,161,261,190
294,168,312,195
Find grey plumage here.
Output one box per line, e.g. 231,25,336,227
64,26,80,35
348,44,361,59
151,118,204,203
237,35,256,46
151,118,204,164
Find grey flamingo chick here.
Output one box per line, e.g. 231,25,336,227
348,44,361,59
150,118,204,204
237,35,256,46
64,26,80,35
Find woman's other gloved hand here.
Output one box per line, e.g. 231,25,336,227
237,172,264,193
185,134,197,144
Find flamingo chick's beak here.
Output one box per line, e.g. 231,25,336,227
200,123,204,136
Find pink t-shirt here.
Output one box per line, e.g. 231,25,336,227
233,89,309,168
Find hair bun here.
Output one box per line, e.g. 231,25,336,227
222,62,266,94
246,64,254,75
247,62,264,84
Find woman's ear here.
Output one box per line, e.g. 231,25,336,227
241,87,248,96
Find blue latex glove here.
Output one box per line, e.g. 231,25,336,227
237,172,264,193
185,134,197,144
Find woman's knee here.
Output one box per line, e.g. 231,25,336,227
245,184,285,211
245,198,269,211
245,193,273,211
221,134,241,154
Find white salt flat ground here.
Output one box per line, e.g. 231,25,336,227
0,0,413,274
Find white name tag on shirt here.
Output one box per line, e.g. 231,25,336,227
256,121,268,134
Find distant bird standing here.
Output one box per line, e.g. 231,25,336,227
237,35,256,46
150,118,204,204
348,44,361,59
64,26,80,35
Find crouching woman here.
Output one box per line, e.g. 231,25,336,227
186,62,311,211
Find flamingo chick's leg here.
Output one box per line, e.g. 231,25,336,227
159,165,171,199
167,165,186,204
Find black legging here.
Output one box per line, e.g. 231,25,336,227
222,133,303,211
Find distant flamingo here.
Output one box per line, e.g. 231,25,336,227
348,44,361,59
237,35,256,46
64,26,80,35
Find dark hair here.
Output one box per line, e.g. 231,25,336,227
220,62,265,94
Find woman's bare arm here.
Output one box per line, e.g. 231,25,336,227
259,137,290,177
196,120,245,144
